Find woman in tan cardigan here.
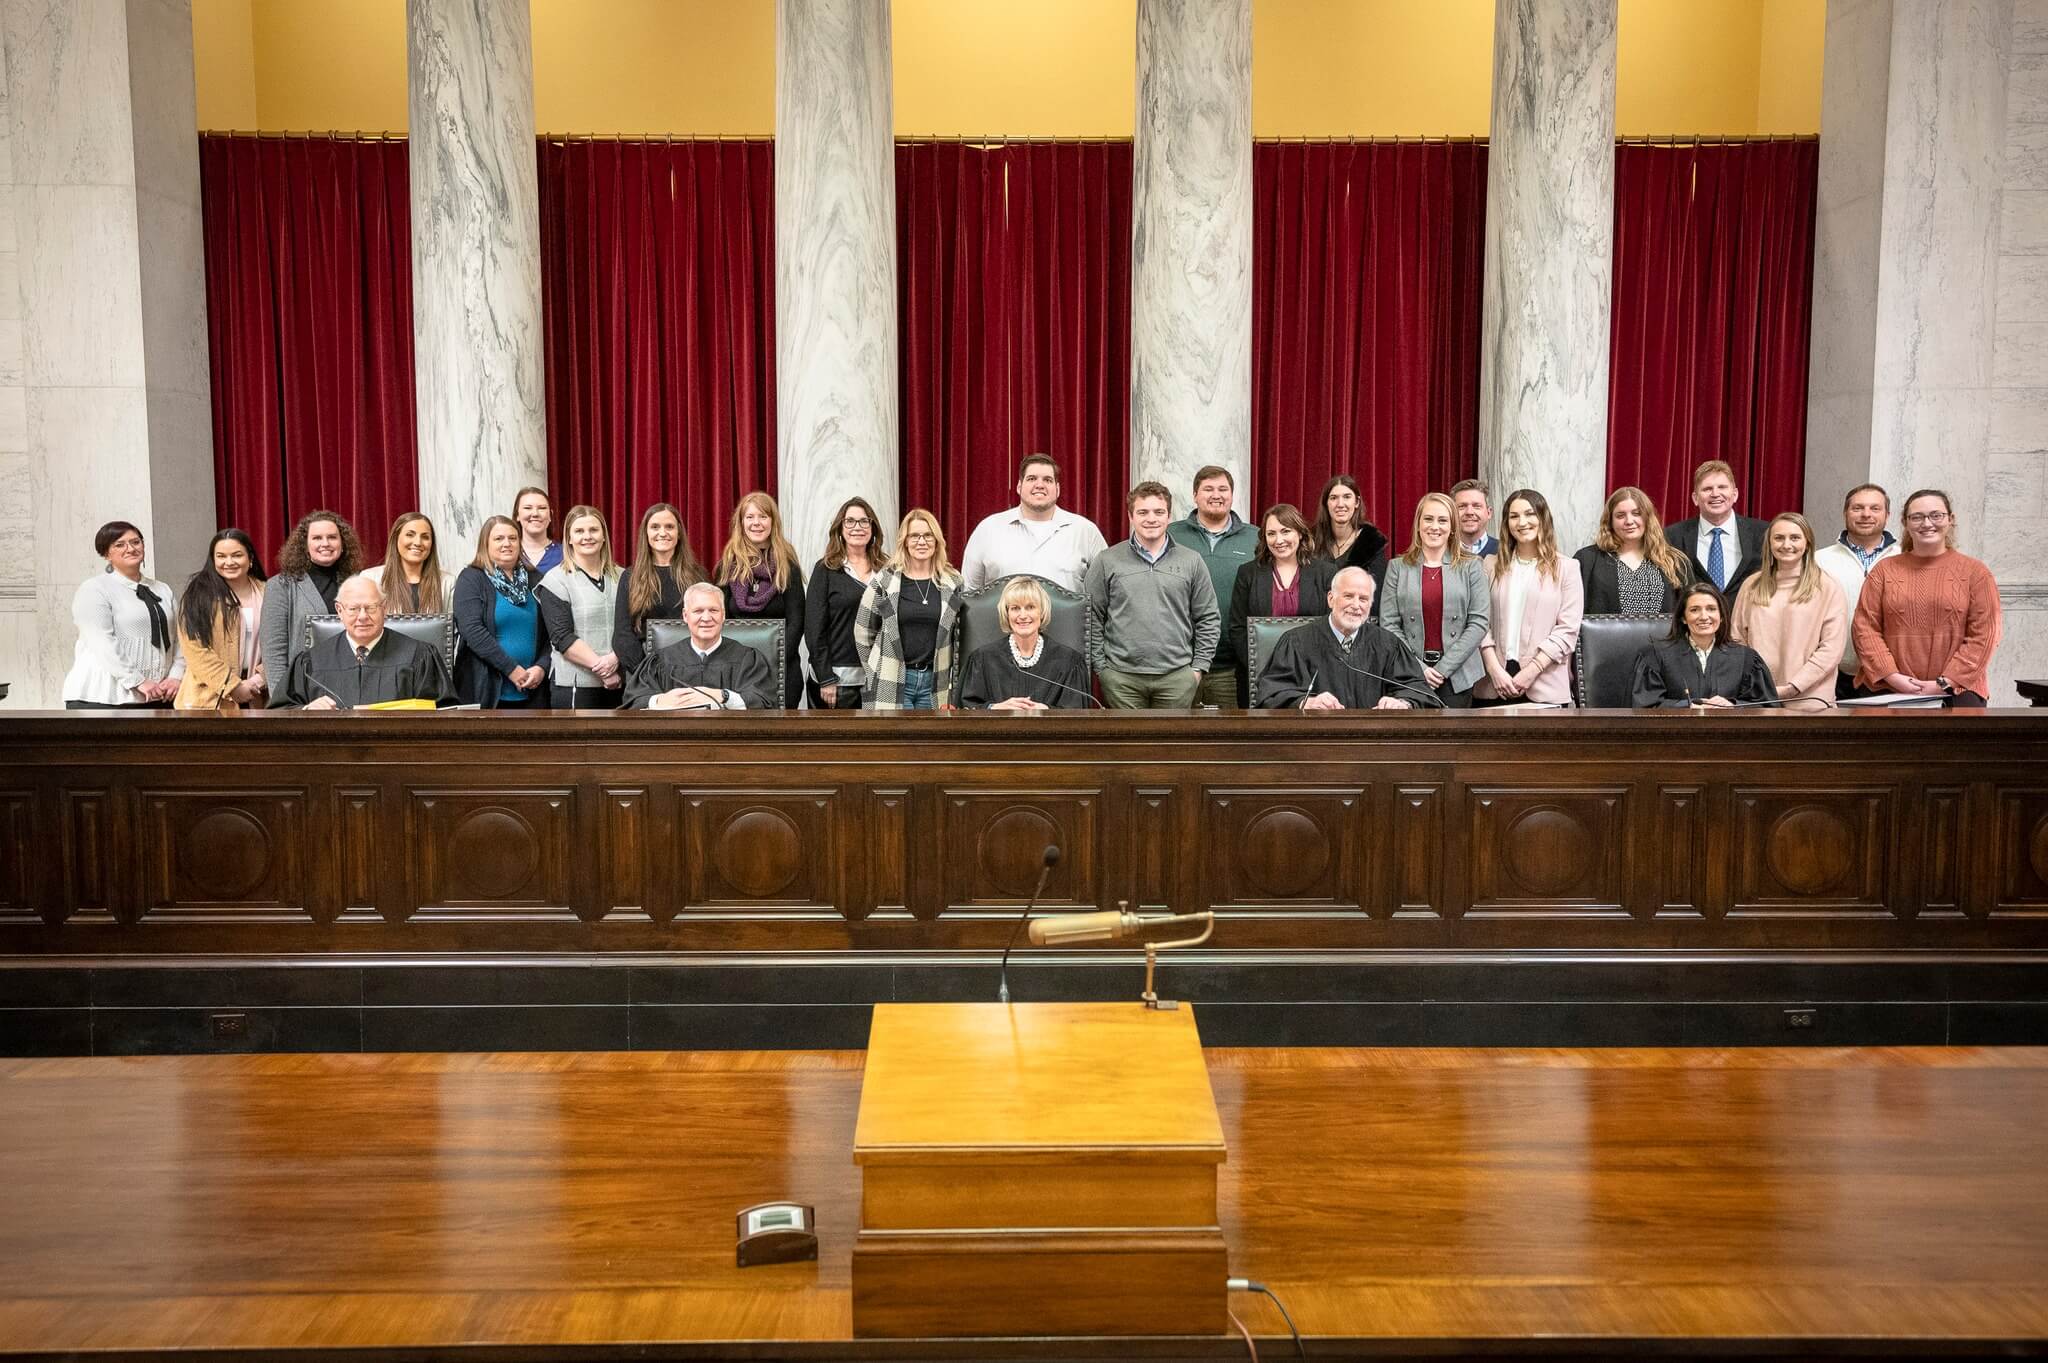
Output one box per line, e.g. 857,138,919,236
1729,512,1847,708
174,530,268,711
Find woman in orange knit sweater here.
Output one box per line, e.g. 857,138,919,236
1730,512,1847,708
1851,489,2002,706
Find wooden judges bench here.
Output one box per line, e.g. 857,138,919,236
2,707,2045,1053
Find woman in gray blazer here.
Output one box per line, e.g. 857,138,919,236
1378,492,1491,707
258,510,365,688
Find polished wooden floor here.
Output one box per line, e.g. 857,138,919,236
2,1044,2046,1360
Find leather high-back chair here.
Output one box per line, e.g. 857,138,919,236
955,574,1090,680
1244,616,1318,702
1573,614,1672,708
305,613,457,670
644,618,786,710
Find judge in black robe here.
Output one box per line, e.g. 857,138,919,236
623,635,777,710
957,637,1094,709
274,628,454,708
1631,639,1776,707
1256,618,1432,709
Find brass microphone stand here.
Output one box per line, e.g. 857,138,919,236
1140,910,1213,1011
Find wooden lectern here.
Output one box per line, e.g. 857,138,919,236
851,1002,1227,1338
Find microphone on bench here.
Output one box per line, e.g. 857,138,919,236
996,844,1061,1004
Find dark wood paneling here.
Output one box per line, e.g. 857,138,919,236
139,790,309,923
1730,789,1892,917
937,790,1099,917
1993,788,2048,917
4,710,2048,955
1201,788,1364,913
408,789,578,922
679,789,841,916
0,791,34,924
1468,787,1627,917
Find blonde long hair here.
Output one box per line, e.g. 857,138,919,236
1741,511,1823,610
887,508,959,580
377,512,447,613
560,504,621,579
1595,485,1690,587
1398,492,1473,568
1491,488,1563,583
715,491,800,592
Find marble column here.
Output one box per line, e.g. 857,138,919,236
0,0,214,709
1803,0,2036,697
1477,0,1617,544
1129,0,1252,513
407,0,545,549
775,0,898,566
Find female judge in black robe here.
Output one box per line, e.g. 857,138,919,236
1632,581,1777,708
958,576,1093,710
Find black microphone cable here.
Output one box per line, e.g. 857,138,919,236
1227,1277,1305,1358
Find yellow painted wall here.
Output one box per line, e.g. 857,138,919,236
1254,0,1494,138
1755,0,1827,133
192,0,257,130
190,0,1824,140
532,0,774,135
894,0,1135,137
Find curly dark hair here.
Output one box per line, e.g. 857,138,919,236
275,510,364,579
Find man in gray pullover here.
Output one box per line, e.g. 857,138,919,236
1083,481,1222,709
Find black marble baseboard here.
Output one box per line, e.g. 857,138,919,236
2,954,2043,1056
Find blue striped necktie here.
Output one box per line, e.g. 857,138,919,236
1708,527,1727,589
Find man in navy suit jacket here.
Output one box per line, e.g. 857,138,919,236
1663,459,1769,597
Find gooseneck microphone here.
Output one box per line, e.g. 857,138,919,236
1016,669,1106,709
997,844,1061,1004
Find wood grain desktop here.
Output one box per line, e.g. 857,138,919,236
3,1045,2046,1359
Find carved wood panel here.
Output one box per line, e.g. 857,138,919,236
0,791,35,924
1199,787,1366,914
602,787,652,923
856,786,909,920
335,787,384,923
62,790,115,925
139,790,310,923
1651,785,1707,918
1730,788,1892,917
937,790,1098,917
408,789,578,921
678,789,841,915
1130,786,1178,912
1992,789,2048,916
1919,785,1967,919
1467,788,1628,916
1389,785,1444,919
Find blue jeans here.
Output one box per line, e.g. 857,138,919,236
901,668,936,710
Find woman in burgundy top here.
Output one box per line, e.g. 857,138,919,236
1228,504,1334,708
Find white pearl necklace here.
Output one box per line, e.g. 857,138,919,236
1008,635,1044,669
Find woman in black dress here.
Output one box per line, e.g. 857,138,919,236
614,502,708,673
958,575,1092,710
1632,581,1776,707
1315,473,1390,593
804,497,886,709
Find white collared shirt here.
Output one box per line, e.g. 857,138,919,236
960,505,1109,593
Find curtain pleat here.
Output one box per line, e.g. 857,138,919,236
896,141,1132,536
1250,141,1488,537
537,138,777,561
200,135,419,564
1607,140,1818,524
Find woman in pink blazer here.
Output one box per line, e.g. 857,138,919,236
1475,489,1585,706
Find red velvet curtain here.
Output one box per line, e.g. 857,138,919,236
199,134,418,564
538,139,777,562
1607,139,1819,523
1251,140,1488,539
896,141,1132,537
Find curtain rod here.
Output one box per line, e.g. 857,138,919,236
202,129,406,141
202,130,1818,148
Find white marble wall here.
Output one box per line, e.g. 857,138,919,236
1804,0,2046,701
1129,0,1251,514
1477,0,1617,544
407,0,545,549
1990,0,2048,700
775,0,898,566
0,17,30,703
0,0,213,708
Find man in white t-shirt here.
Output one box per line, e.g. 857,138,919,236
959,454,1110,594
1813,482,1901,699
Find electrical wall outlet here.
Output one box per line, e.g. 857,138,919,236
1784,1008,1816,1029
209,1012,248,1039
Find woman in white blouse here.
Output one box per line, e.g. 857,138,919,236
62,520,184,709
1475,489,1584,706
